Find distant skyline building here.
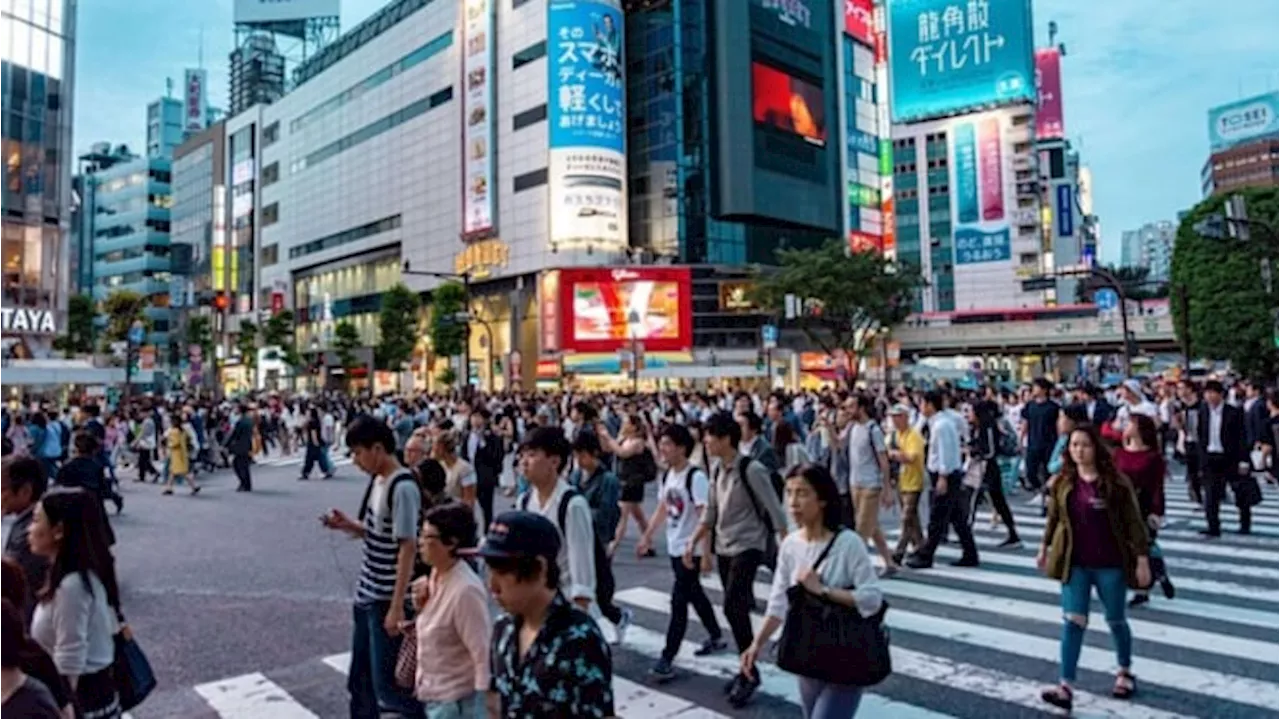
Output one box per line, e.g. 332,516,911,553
147,95,186,158
1119,220,1175,283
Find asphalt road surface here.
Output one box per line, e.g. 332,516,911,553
15,451,1275,719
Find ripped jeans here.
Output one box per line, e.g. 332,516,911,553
1059,565,1132,683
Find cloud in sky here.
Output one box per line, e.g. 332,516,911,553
74,0,1279,264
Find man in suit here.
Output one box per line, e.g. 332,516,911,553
461,406,505,528
1243,380,1271,456
1072,384,1114,427
227,404,257,492
1197,380,1254,536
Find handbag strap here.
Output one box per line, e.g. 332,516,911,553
811,529,843,573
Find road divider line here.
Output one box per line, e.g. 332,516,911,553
193,671,320,718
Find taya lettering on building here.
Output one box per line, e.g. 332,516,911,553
762,0,812,28
1,308,57,335
454,238,510,278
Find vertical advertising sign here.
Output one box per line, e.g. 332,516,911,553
1034,48,1064,139
949,111,1011,265
184,69,207,133
547,0,627,251
844,0,874,45
539,271,562,353
462,0,497,238
887,0,1036,123
1055,183,1074,237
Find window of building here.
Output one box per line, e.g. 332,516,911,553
288,214,402,260
512,40,546,70
513,168,548,192
513,0,533,8
291,89,452,174
261,244,279,266
261,161,280,187
513,104,547,131
262,121,280,147
261,202,279,226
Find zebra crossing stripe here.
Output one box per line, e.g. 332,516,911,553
193,671,319,719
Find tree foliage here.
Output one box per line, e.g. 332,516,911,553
753,240,924,385
376,283,421,371
262,309,301,368
333,320,362,387
102,290,149,343
236,320,259,370
429,281,468,359
1077,264,1168,302
1171,185,1278,380
185,315,215,361
53,295,95,355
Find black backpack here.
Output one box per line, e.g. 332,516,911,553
357,469,430,579
520,488,616,611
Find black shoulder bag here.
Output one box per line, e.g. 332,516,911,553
775,530,892,687
737,456,779,570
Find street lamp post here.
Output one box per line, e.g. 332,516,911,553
402,261,472,392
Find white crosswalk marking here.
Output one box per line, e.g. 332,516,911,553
126,474,1278,718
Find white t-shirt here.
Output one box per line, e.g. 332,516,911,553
444,458,476,501
661,464,709,557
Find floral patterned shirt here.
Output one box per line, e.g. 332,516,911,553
489,592,614,718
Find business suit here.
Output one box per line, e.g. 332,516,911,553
1085,399,1114,427
1245,397,1269,451
460,427,503,527
227,415,256,492
1197,401,1254,535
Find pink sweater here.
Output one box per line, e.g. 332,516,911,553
414,561,492,702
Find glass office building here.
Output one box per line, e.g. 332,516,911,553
1,0,76,356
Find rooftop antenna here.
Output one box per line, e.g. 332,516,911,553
198,26,205,70
165,76,173,98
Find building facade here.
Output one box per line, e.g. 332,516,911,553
1,0,77,358
147,95,186,158
1201,136,1279,197
1120,220,1175,284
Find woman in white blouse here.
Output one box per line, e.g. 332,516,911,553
740,464,883,719
27,489,123,719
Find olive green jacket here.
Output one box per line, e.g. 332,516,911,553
1041,473,1150,588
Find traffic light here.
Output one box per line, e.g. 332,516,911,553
755,352,765,371
213,292,229,311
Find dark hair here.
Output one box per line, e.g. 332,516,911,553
1,557,25,609
474,407,492,422
572,401,598,423
772,421,797,457
1,599,23,668
37,489,121,613
73,430,101,457
1062,404,1089,425
483,553,561,590
2,456,47,503
415,458,448,496
424,501,479,555
704,411,742,447
739,410,764,434
83,403,101,418
923,391,944,412
791,464,844,531
658,423,695,457
345,414,397,454
520,427,571,472
1129,414,1160,451
1034,377,1053,392
1204,380,1225,395
571,430,602,456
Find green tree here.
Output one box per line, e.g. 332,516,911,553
236,320,259,371
376,283,421,373
333,320,362,388
753,239,923,386
1171,185,1278,379
102,290,150,342
185,314,215,361
429,281,468,360
53,294,95,355
262,309,301,367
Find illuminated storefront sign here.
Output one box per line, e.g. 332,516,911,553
461,0,497,237
719,282,757,312
556,266,692,353
0,308,56,334
454,238,510,278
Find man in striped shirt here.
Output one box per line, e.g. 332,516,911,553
321,415,422,718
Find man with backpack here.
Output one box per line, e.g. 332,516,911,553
320,415,422,718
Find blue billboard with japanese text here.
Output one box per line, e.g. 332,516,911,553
548,0,627,250
887,0,1035,123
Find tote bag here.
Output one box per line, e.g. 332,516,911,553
775,530,892,687
113,624,156,711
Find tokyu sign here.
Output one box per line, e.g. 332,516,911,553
1,308,57,334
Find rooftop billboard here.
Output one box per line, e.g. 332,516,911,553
1208,91,1280,151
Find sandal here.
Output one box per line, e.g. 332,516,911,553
1040,683,1073,711
1113,670,1136,699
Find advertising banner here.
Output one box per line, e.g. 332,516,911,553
557,267,692,353
881,197,896,254
887,0,1036,123
1208,91,1280,151
1055,183,1073,237
848,231,882,254
1034,48,1064,139
949,112,1011,265
547,0,627,250
184,69,207,133
234,0,339,24
462,0,497,237
844,0,874,46
539,271,561,353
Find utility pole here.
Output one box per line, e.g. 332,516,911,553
1026,264,1134,376
1174,283,1192,372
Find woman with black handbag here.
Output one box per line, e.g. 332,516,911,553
740,465,886,718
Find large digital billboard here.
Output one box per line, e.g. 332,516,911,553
887,0,1036,124
949,111,1011,265
1208,91,1280,151
1034,47,1064,139
752,61,827,145
462,0,497,238
556,267,693,353
547,0,627,250
234,0,339,24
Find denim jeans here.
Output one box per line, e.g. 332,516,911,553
1059,565,1131,683
349,601,422,718
797,675,863,718
423,692,485,719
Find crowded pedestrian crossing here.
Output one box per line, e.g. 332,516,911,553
119,475,1279,719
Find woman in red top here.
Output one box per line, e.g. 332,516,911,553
1114,414,1173,607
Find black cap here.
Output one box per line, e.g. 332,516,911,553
478,511,561,561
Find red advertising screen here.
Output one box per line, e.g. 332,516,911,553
843,0,873,45
558,267,693,353
751,62,826,146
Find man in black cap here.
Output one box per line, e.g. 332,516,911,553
480,510,615,719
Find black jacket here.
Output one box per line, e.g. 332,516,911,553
1196,402,1249,468
1245,398,1269,448
459,429,504,487
227,416,255,456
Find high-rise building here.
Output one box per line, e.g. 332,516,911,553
1202,91,1279,197
1,0,77,358
228,34,285,116
147,95,186,158
1119,220,1175,283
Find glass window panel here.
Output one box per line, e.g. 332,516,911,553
12,22,30,68
30,26,47,74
